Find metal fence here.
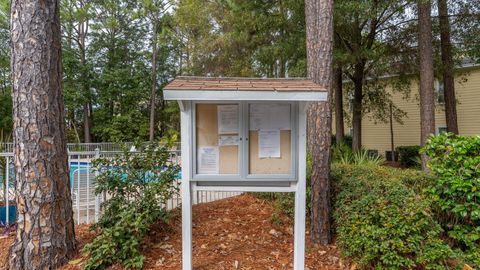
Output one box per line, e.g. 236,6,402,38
0,143,241,225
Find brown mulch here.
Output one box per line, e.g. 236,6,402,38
1,194,348,270
0,224,97,270
0,231,14,268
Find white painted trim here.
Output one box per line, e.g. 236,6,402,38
192,184,296,193
177,100,186,111
164,90,327,101
5,156,9,225
180,101,193,270
293,101,307,270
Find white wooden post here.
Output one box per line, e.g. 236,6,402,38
180,101,193,270
5,156,9,225
294,101,307,270
94,148,100,223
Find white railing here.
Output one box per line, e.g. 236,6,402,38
0,143,240,225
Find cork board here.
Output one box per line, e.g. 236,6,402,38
249,130,291,174
196,104,239,174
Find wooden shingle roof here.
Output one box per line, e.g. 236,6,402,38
164,76,326,92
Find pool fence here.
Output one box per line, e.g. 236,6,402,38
0,142,241,225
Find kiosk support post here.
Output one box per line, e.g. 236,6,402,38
180,101,193,270
294,102,307,270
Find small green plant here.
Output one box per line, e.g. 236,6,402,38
422,133,480,265
396,145,421,167
334,146,384,166
332,142,353,162
83,142,180,270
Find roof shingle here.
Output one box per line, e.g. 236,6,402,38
164,76,326,92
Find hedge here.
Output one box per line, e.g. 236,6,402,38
423,133,480,265
396,145,421,167
332,164,457,269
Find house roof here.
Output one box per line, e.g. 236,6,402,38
164,76,326,92
163,76,328,102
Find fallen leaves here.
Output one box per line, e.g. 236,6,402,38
0,194,348,270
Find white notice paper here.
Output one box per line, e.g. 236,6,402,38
258,129,281,158
198,146,219,174
219,135,239,146
249,104,290,130
218,105,239,134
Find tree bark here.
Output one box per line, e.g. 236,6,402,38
77,0,92,143
334,67,344,143
83,102,91,143
389,103,395,160
351,63,364,151
438,0,458,134
418,0,436,171
9,1,76,269
149,23,158,142
305,0,334,245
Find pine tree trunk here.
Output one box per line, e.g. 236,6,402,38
149,23,158,142
81,52,91,143
351,64,364,151
83,102,91,143
389,103,395,160
9,1,76,269
334,67,344,143
418,0,436,171
438,0,458,134
78,3,91,143
305,0,333,245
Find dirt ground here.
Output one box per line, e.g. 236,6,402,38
2,194,348,270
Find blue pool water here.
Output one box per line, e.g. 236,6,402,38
69,162,93,187
0,162,92,224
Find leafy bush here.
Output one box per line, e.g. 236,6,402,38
332,142,352,162
422,133,480,265
83,142,180,270
332,164,457,269
396,145,421,167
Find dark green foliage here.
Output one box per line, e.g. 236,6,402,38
332,164,457,269
0,91,12,135
396,145,421,168
83,142,180,269
422,133,480,265
174,0,306,77
331,135,352,148
0,2,11,137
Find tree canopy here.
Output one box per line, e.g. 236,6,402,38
0,0,478,143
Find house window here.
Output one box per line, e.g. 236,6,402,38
437,126,447,134
435,80,445,104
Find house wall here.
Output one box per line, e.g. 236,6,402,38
334,66,480,156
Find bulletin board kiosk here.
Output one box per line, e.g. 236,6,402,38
164,77,327,270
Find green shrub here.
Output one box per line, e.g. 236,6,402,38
83,142,180,270
332,142,353,162
332,134,353,148
396,145,421,167
332,164,457,269
422,133,480,265
333,145,384,166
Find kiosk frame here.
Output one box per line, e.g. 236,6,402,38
164,77,327,270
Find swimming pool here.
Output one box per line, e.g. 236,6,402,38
1,162,181,224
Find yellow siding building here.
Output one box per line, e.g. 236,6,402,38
335,65,480,157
